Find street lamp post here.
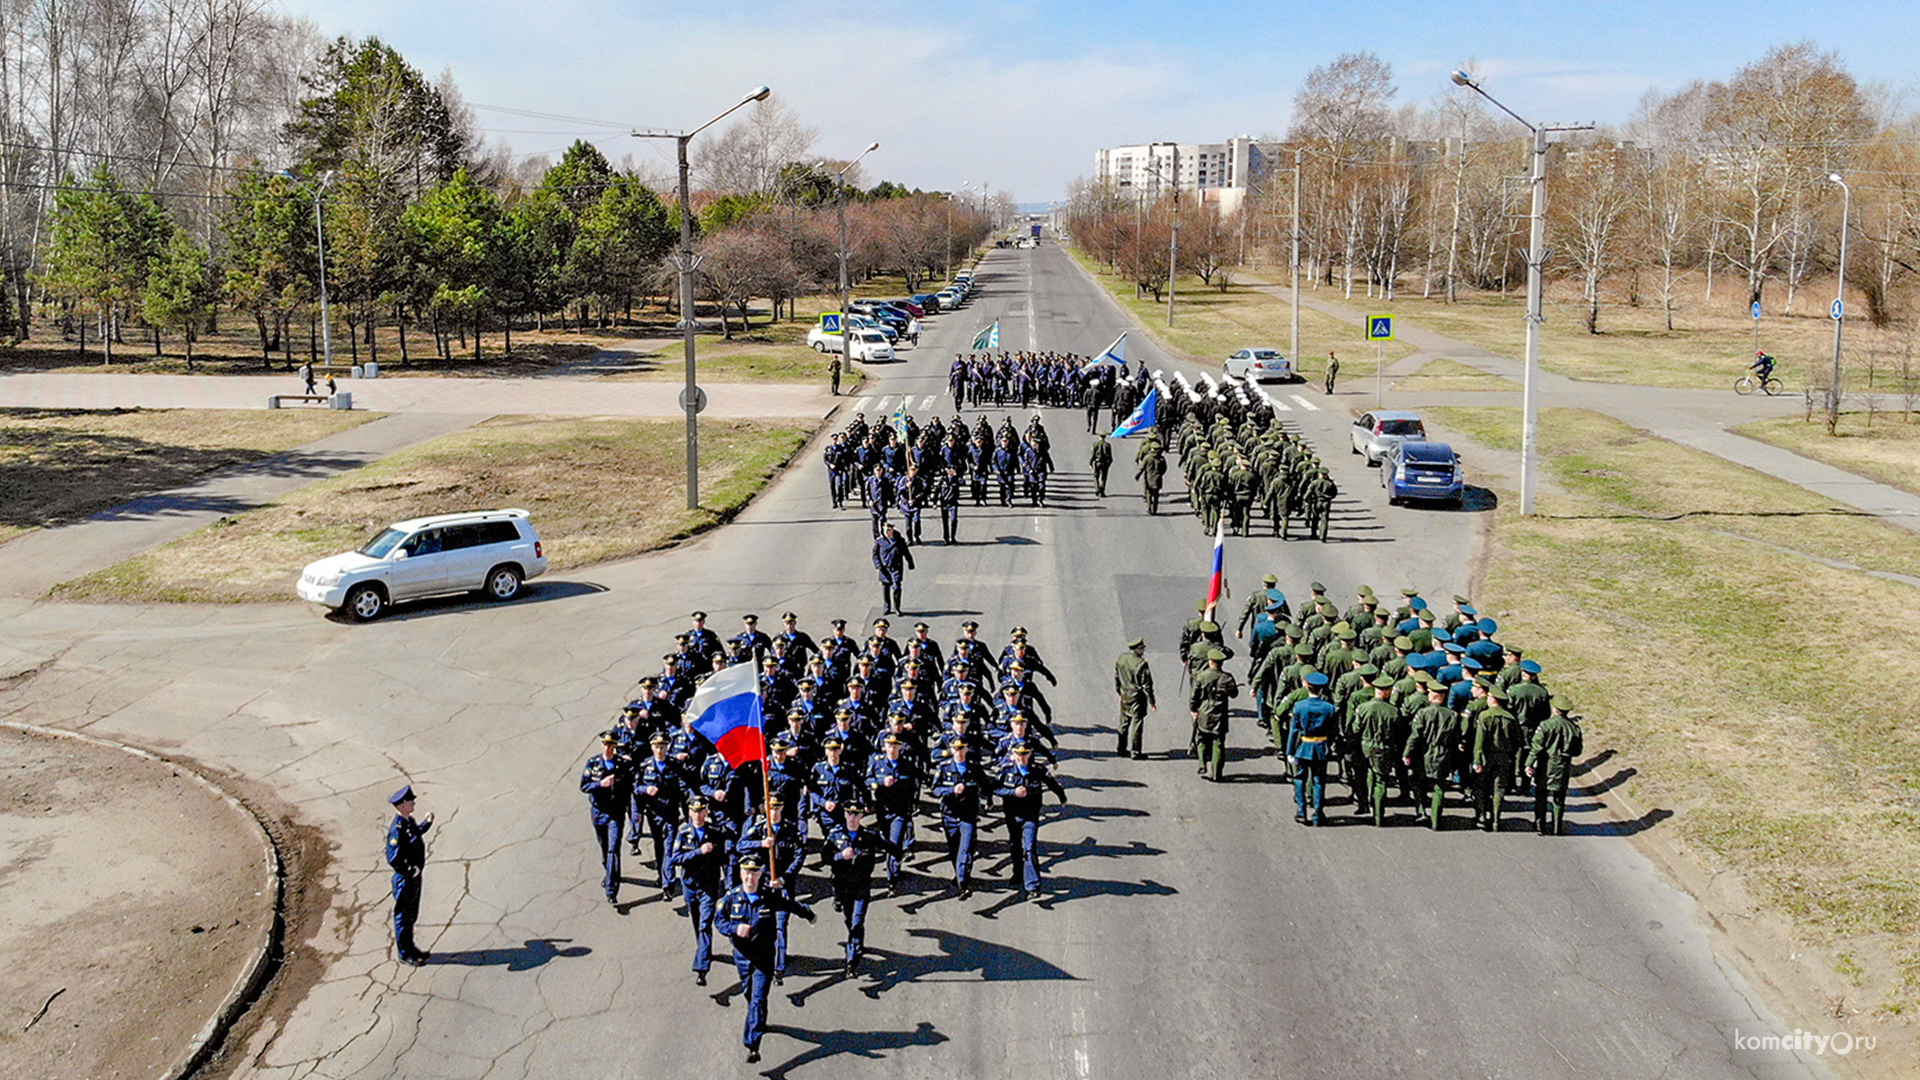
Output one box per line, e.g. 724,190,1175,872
634,85,772,511
1290,148,1302,369
1828,173,1851,423
282,169,334,368
1449,70,1590,516
837,142,881,351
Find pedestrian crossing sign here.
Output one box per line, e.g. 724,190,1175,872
821,312,842,333
1366,315,1394,342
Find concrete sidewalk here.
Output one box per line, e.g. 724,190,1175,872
0,371,833,417
0,411,485,602
1239,278,1920,534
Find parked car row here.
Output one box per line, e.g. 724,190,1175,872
806,266,980,363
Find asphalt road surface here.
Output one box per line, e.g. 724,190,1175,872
2,242,1826,1079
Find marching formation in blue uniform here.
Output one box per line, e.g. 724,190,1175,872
577,610,1072,1061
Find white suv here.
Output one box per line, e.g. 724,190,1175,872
298,509,548,621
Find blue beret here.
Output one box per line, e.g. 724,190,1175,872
1441,642,1465,655
1477,617,1499,635
389,784,414,806
1431,627,1454,643
1410,596,1429,611
1304,671,1330,687
1461,657,1484,672
1520,659,1542,674
1459,604,1477,616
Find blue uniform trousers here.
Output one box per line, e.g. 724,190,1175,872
1005,814,1041,892
839,890,870,963
590,810,624,900
1293,759,1328,824
732,952,771,1049
942,816,976,888
391,873,422,957
880,811,913,884
684,885,716,972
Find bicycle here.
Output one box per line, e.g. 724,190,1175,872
1734,372,1785,396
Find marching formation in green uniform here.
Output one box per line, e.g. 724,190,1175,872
1138,579,1584,833
1124,408,1341,541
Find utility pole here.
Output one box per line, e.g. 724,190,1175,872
1290,149,1302,368
634,85,772,510
1167,145,1179,326
1828,173,1851,426
1451,70,1592,516
282,170,333,369
837,142,882,356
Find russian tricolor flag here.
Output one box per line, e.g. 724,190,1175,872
687,662,765,767
1205,520,1227,612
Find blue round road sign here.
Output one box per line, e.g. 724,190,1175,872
1831,299,1844,320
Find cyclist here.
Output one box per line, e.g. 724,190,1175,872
1750,351,1776,382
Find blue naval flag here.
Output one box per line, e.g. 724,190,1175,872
1111,387,1159,437
1079,331,1128,372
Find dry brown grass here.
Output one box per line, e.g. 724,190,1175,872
1392,357,1518,393
1067,248,1414,382
1432,404,1920,1018
0,407,372,544
1739,411,1920,498
54,415,807,603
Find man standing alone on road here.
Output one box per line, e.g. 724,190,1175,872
1324,351,1340,395
1114,637,1156,758
829,352,843,396
873,522,915,615
385,785,434,966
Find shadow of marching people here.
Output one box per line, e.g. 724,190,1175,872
754,1019,949,1079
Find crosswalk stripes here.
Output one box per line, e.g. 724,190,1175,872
1290,395,1319,412
1268,398,1292,411
853,395,871,411
921,395,936,410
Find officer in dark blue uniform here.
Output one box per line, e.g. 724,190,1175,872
719,854,815,1062
866,732,920,891
865,466,892,537
580,732,631,904
873,522,915,616
1289,672,1338,825
385,785,434,965
666,796,733,985
825,799,903,975
633,733,685,896
808,735,862,848
995,740,1068,900
734,793,806,979
932,736,985,899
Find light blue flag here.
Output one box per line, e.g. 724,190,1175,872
1111,387,1159,437
1079,332,1128,372
972,322,1000,350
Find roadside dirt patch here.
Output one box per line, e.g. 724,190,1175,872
0,726,272,1080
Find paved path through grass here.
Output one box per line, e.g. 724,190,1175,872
1231,274,1920,534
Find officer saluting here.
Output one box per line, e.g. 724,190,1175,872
385,784,434,966
666,796,732,985
719,854,816,1063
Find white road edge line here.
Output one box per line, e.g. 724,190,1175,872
1291,395,1319,412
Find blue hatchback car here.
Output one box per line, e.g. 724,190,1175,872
1382,441,1464,507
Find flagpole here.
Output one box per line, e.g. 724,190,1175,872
752,689,780,890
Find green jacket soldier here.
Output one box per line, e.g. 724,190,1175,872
1323,351,1340,395
1349,678,1401,826
1471,690,1524,832
1404,683,1464,829
1089,435,1114,497
1188,649,1240,782
1503,660,1551,792
1136,450,1167,515
1236,576,1286,638
1114,638,1156,759
1527,696,1585,835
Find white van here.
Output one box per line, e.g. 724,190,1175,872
298,509,548,621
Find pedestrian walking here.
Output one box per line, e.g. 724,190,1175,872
385,784,434,965
1323,351,1340,395
1089,432,1113,497
301,361,316,395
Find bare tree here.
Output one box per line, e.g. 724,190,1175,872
692,93,815,195
1552,138,1639,333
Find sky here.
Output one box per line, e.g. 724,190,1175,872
290,0,1919,203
